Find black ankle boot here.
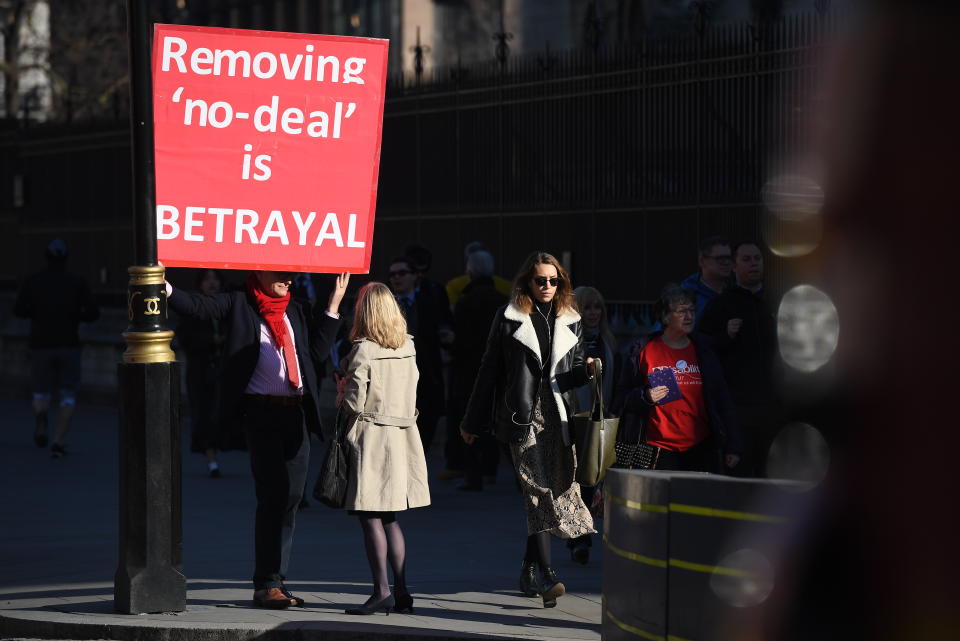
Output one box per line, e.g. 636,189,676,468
519,561,540,597
539,566,565,608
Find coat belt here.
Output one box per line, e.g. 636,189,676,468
359,410,419,428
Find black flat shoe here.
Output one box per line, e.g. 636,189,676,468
540,566,565,608
394,592,414,613
50,443,67,459
519,561,540,597
345,594,394,615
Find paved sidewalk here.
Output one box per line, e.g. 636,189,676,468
0,394,601,641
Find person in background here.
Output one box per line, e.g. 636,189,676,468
698,241,781,477
168,270,349,610
290,273,318,307
338,282,430,616
449,250,508,491
446,241,513,306
620,285,742,473
460,251,596,609
176,269,228,477
290,271,340,509
388,255,453,464
567,286,621,563
680,235,733,321
14,238,99,458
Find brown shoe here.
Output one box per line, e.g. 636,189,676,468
436,468,463,480
280,586,305,607
482,475,497,485
253,587,294,609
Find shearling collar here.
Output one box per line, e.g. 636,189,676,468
503,301,580,367
503,300,580,325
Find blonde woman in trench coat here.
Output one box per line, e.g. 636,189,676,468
337,282,430,616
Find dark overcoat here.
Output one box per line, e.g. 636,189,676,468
168,288,340,439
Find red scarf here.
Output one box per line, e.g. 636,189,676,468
246,274,300,389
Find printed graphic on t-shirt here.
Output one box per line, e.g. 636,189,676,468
672,359,702,383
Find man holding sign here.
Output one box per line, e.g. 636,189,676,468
168,271,348,608
153,24,387,608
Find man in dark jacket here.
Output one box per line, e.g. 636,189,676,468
680,235,733,322
14,238,99,457
388,255,454,462
698,241,780,477
448,250,508,490
168,270,348,609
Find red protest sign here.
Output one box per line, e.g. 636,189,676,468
152,25,388,273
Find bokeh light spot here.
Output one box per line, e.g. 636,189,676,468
766,422,830,487
762,174,824,257
777,284,839,372
710,549,775,608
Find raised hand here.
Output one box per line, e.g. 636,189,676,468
327,272,350,315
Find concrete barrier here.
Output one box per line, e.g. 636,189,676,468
602,469,804,641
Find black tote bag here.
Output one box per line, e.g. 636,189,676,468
313,410,350,508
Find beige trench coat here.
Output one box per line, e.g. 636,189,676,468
341,337,431,512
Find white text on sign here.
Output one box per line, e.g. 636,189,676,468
157,206,366,248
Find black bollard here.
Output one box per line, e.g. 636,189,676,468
114,0,186,614
114,269,185,614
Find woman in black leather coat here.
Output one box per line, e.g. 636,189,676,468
460,251,596,608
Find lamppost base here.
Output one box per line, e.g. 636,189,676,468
114,359,185,614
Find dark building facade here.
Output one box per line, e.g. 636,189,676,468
0,3,836,309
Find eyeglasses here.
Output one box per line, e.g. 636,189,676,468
389,269,413,278
671,307,696,317
533,276,560,288
704,254,733,264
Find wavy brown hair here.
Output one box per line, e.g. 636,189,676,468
512,251,575,315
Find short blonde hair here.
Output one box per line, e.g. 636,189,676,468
349,282,408,349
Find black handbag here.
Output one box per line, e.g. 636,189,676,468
312,410,350,508
613,401,661,470
614,437,661,470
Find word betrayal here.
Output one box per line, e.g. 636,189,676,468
157,205,366,248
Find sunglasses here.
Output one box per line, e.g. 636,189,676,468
533,276,560,288
389,269,413,278
704,254,733,264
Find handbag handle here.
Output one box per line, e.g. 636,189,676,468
591,358,605,419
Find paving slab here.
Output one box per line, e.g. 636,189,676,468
0,394,602,641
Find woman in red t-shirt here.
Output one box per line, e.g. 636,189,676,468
632,285,742,472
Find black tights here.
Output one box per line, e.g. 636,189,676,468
357,512,407,602
524,532,551,569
